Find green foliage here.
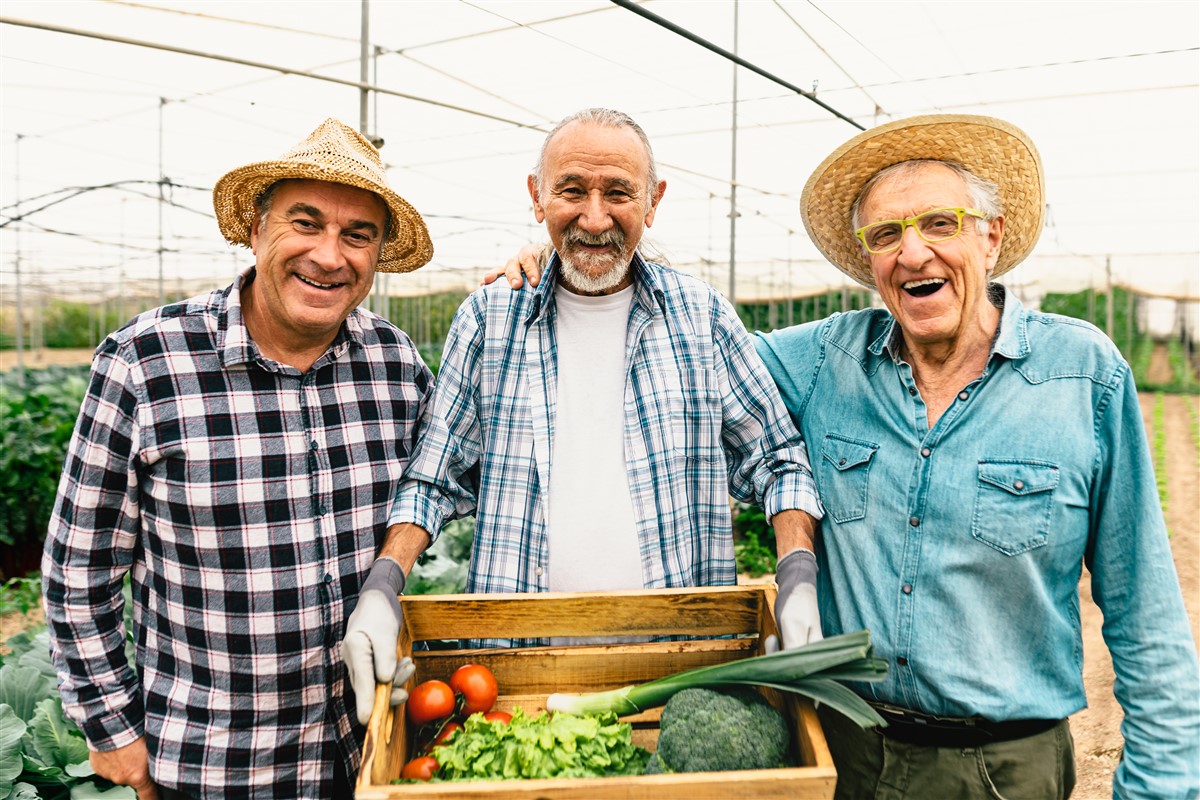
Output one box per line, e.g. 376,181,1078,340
0,573,42,617
1167,339,1199,391
1153,393,1168,524
428,708,648,781
406,518,474,596
739,289,874,333
0,367,89,553
733,502,776,577
650,686,790,774
0,580,137,799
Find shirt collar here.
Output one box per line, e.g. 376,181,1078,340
525,250,666,325
218,266,362,369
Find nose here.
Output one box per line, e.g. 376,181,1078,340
308,227,345,270
575,191,613,235
894,223,932,270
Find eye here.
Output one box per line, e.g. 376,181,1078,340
867,223,900,248
344,231,373,246
560,187,584,197
292,218,318,231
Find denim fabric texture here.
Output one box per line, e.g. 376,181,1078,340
756,285,1199,799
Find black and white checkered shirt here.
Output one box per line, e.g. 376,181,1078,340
43,268,432,798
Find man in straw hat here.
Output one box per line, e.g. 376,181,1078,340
754,114,1199,798
43,118,436,799
369,107,822,649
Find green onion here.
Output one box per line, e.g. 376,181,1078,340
545,630,888,729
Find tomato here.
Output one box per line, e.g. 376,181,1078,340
449,664,499,716
483,710,512,724
433,720,462,745
400,755,438,781
406,680,455,726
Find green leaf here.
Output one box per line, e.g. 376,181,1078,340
0,704,29,786
27,698,89,771
17,631,57,682
0,665,53,723
69,781,136,799
11,783,41,800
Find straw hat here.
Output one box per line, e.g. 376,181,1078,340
801,114,1044,288
213,118,433,273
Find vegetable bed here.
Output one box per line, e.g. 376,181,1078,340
357,585,836,799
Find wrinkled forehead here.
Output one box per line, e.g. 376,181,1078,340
858,162,970,221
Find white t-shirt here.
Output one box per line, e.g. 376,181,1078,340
546,284,644,595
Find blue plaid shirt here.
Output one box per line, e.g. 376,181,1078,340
391,254,821,645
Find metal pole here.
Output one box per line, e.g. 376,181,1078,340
13,134,25,385
727,0,738,305
359,0,370,136
157,97,166,306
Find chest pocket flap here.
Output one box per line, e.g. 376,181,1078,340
973,460,1060,555
819,435,878,523
977,461,1059,496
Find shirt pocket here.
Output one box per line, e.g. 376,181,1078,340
971,459,1060,555
819,435,879,523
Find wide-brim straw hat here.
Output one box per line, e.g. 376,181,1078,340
801,114,1044,288
213,118,433,273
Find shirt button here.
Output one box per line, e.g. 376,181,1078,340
902,584,913,594
535,567,544,577
839,458,847,466
958,391,969,401
1013,480,1025,491
897,656,909,666
323,573,333,584
310,440,319,450
318,504,328,515
920,447,931,458
909,516,920,527
908,386,917,396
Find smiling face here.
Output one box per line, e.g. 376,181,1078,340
528,120,665,295
243,179,386,365
857,163,1004,353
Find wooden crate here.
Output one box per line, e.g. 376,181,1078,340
357,584,836,799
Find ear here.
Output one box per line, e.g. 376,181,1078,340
984,215,1004,271
248,212,260,253
527,174,546,223
643,180,667,228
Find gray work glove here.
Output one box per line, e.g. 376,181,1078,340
766,548,822,652
342,557,416,725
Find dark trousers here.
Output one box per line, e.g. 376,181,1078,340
818,705,1077,800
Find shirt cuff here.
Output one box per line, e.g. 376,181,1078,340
388,486,448,542
763,471,824,522
79,697,146,752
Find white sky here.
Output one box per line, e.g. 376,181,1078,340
1,0,1197,308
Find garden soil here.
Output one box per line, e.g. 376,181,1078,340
3,346,1198,799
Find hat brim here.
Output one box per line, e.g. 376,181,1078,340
213,161,433,274
801,114,1044,288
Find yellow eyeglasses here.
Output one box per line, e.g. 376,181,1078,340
855,207,987,254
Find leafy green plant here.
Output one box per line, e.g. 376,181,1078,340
0,573,41,617
406,518,474,596
1,576,136,799
1153,393,1168,525
733,502,777,577
0,367,90,568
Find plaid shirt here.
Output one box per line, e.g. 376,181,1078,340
391,255,821,646
42,268,432,798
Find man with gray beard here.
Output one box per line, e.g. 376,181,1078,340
346,109,821,660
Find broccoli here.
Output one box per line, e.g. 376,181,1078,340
649,686,791,774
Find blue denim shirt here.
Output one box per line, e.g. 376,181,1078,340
756,286,1199,799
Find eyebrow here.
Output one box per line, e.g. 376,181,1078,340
284,202,381,238
551,175,639,193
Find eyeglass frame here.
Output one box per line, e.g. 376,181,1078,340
854,207,988,255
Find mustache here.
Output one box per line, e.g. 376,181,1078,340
560,225,625,250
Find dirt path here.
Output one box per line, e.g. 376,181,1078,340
1070,345,1199,799
0,347,96,372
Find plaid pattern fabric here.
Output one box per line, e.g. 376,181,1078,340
42,268,432,798
391,255,821,647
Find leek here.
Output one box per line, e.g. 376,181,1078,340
545,629,888,729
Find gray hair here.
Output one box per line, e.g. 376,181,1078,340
850,160,1003,235
530,108,659,199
